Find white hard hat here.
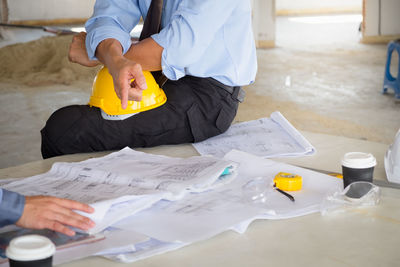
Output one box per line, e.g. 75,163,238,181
385,129,400,183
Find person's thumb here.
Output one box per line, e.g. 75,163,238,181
131,69,147,91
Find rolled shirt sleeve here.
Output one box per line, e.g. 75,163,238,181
0,189,25,227
151,0,256,85
85,0,257,86
152,0,240,79
85,0,142,60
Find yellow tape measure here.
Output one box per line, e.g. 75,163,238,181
274,172,302,191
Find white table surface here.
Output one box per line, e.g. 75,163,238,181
1,131,399,267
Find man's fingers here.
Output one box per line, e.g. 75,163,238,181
46,198,96,228
42,206,95,233
120,80,130,109
133,72,147,90
109,59,147,107
47,220,76,236
52,211,94,231
128,87,143,101
49,197,94,214
125,63,147,91
54,207,95,226
118,69,145,108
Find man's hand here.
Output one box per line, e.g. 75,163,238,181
108,57,148,109
95,38,148,109
68,32,100,67
16,196,96,236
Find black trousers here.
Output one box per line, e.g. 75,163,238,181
41,76,240,159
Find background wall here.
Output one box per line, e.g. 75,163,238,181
362,0,400,43
276,0,362,15
252,0,275,48
1,0,95,23
1,0,399,43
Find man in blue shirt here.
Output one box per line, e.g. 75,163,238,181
41,0,257,158
0,188,95,236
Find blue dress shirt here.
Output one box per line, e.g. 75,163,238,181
0,188,25,227
85,0,257,87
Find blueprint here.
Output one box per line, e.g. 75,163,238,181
2,148,237,234
193,111,315,158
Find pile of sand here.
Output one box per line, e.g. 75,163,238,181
0,35,101,86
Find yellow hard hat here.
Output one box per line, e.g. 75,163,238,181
89,67,167,116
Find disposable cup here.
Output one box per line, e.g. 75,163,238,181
341,152,376,188
6,235,55,267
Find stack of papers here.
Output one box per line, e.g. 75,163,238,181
2,148,237,234
101,150,342,263
193,111,315,158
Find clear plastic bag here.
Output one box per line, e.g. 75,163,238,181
241,176,274,206
320,181,380,215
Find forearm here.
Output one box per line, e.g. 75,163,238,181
124,38,163,71
95,37,162,72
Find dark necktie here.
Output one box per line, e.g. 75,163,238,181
139,0,168,87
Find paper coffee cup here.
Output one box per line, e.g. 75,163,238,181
6,235,55,267
341,152,376,188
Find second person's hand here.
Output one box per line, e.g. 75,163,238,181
16,196,96,236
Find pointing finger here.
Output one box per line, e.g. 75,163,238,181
120,79,130,110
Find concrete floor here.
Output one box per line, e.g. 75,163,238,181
0,14,399,169
239,15,400,143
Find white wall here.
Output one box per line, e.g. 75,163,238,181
364,0,400,37
276,0,362,13
364,0,379,36
252,0,276,48
380,0,400,35
5,0,95,22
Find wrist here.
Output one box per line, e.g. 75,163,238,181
107,55,126,72
96,38,125,68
